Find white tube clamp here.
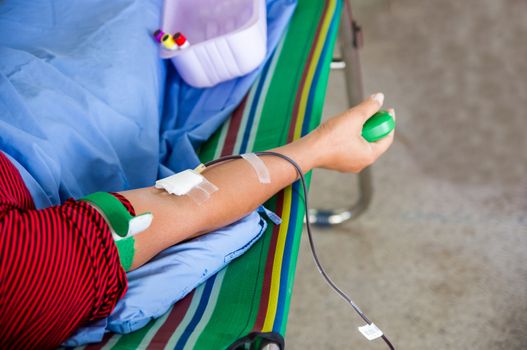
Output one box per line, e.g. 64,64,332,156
358,323,383,341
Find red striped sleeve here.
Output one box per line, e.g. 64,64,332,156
0,153,130,349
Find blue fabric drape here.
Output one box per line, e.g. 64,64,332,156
0,0,295,208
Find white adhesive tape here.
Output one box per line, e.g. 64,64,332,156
155,170,204,195
187,178,219,205
241,153,271,184
155,169,218,205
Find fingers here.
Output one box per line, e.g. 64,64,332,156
387,108,396,121
350,92,384,123
372,129,394,155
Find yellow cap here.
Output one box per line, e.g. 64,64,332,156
161,34,176,50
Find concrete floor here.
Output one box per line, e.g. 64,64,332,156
286,1,527,349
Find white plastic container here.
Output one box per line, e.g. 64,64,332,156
160,0,267,88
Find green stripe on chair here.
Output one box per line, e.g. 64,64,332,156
84,0,342,348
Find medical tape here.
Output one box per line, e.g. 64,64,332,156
114,237,135,272
187,179,219,205
241,153,271,184
81,192,151,272
81,192,153,239
155,169,218,205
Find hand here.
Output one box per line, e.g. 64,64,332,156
311,93,395,173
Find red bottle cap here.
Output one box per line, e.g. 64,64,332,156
173,32,187,46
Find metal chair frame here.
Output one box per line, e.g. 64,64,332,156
309,0,373,226
236,3,372,349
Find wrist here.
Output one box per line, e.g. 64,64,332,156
271,134,322,174
296,131,325,170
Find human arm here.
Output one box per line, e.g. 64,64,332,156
121,94,395,270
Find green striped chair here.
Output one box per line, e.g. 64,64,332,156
83,0,352,348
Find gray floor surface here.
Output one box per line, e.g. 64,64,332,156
286,1,527,349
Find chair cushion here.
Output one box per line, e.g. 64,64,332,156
63,207,280,346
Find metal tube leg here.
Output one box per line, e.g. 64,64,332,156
309,0,373,226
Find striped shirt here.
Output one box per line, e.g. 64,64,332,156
0,152,130,349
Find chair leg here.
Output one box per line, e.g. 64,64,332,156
309,0,373,226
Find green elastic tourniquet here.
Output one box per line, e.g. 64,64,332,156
81,192,133,237
115,237,135,272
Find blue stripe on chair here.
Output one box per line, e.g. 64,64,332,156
272,180,301,332
272,2,342,331
174,274,217,349
240,57,275,153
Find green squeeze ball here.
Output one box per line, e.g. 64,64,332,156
362,110,396,142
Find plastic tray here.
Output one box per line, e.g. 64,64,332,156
160,0,267,87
